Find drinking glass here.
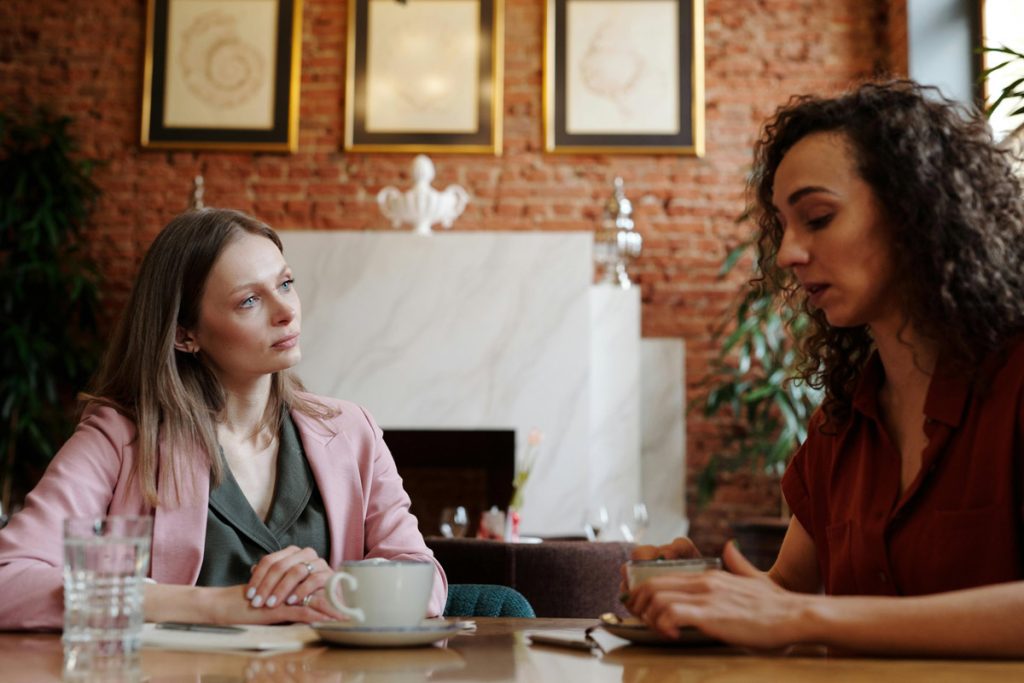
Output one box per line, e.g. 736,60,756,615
584,505,610,541
63,515,152,678
439,506,469,538
619,502,650,543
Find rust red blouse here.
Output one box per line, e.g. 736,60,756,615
782,340,1024,596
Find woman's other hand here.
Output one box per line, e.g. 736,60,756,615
246,546,335,614
624,540,810,650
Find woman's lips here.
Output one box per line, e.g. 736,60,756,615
272,334,299,349
806,284,829,305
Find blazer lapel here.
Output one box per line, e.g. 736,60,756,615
290,408,347,567
151,440,211,586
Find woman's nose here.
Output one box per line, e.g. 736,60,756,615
775,227,809,270
272,296,296,325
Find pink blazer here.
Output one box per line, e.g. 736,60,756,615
0,394,447,630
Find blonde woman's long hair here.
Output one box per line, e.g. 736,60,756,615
85,208,336,507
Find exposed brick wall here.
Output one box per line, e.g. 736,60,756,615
1,0,898,552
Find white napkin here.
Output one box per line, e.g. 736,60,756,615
141,623,319,653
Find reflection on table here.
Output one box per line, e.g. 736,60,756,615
2,618,1023,683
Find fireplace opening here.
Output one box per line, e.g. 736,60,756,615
383,429,515,539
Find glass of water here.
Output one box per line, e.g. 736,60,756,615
63,515,152,678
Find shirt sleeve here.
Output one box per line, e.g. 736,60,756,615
781,408,826,546
357,406,449,617
0,406,127,630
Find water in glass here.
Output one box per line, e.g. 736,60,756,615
63,516,151,677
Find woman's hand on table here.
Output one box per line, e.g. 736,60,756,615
624,540,810,649
144,582,341,625
246,546,341,617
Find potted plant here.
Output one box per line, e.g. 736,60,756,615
980,44,1024,166
0,108,103,521
693,234,821,568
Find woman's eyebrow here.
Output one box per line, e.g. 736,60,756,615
785,186,837,205
228,265,290,295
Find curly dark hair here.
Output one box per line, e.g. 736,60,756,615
750,80,1024,425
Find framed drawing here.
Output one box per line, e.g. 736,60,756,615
141,0,303,152
345,0,504,155
544,0,704,155
978,0,1024,142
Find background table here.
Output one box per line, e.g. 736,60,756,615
3,618,1023,682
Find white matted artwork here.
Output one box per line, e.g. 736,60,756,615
544,0,703,154
140,0,302,151
345,0,504,154
565,1,679,135
163,0,278,129
366,0,479,133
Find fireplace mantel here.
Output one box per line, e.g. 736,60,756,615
280,231,685,539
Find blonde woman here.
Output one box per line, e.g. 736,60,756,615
0,208,446,628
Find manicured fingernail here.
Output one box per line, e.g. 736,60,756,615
266,596,277,607
246,587,256,599
732,539,741,552
286,594,298,605
619,592,630,603
251,595,263,608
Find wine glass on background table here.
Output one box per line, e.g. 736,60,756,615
619,502,650,543
439,506,469,538
584,505,610,541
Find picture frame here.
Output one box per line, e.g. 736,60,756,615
345,0,504,155
141,0,303,152
544,0,704,155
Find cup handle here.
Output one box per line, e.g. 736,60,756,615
325,572,365,623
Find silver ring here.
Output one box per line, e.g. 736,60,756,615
302,592,314,607
304,562,315,575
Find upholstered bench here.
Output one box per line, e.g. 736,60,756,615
426,537,634,618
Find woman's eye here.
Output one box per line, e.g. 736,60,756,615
280,278,294,292
240,295,258,308
807,214,833,230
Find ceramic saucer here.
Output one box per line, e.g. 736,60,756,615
312,618,466,648
598,613,722,646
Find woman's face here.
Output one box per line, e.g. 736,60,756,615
773,131,900,330
184,232,301,387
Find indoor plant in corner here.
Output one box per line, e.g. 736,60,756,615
0,108,103,522
694,236,820,568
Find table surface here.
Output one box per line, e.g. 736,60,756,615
2,618,1023,682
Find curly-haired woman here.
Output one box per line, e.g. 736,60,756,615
626,80,1024,656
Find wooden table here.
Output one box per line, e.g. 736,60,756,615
2,618,1023,682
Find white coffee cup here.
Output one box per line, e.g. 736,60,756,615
625,557,722,590
325,559,435,628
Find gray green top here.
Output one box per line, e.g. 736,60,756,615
196,411,331,586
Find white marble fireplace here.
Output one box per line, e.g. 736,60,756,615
280,231,686,540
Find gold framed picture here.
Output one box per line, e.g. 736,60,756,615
544,0,704,155
141,0,303,152
344,0,504,155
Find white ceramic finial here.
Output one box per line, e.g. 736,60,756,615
377,155,469,235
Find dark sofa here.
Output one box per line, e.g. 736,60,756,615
426,537,634,618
